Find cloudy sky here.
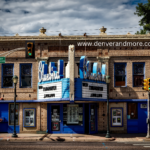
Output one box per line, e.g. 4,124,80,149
0,0,148,36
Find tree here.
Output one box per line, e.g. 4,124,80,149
134,0,150,34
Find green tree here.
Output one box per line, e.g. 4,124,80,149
134,0,150,34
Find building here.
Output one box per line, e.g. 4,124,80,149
0,27,149,134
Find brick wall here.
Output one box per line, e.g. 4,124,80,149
0,58,38,100
98,102,107,132
109,56,149,99
41,103,47,131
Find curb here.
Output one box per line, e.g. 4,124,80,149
0,137,115,142
42,137,115,142
144,138,150,141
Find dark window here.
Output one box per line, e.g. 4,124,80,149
114,63,126,86
20,64,32,88
127,103,138,119
133,63,144,87
2,64,13,87
9,104,19,125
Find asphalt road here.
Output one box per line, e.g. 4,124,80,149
0,141,150,150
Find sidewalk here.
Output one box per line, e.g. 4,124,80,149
0,133,149,142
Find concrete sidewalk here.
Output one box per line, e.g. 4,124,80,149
0,133,149,142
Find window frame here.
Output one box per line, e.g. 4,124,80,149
132,62,145,87
9,103,19,126
114,63,127,87
127,102,138,120
111,107,123,127
20,63,32,88
23,108,36,127
2,64,14,88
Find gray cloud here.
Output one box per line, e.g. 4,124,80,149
0,0,145,36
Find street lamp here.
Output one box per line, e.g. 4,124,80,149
105,75,111,138
12,75,18,138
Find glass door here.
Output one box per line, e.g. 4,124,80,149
89,104,97,134
50,104,62,133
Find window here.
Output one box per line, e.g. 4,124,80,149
133,62,144,87
127,103,138,119
2,64,14,88
9,104,19,125
111,108,123,127
20,64,32,88
23,108,36,127
63,104,83,126
114,63,126,87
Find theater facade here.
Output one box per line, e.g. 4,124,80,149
0,27,148,134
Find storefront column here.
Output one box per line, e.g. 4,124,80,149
37,103,41,131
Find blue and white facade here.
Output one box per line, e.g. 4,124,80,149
36,45,107,134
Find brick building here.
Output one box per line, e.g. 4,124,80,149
0,27,149,134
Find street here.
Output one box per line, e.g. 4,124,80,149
0,141,150,150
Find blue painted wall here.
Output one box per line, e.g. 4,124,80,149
0,103,19,133
127,102,147,133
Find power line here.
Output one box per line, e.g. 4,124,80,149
0,26,142,34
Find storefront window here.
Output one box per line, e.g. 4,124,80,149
63,104,83,125
111,108,123,126
9,104,19,125
23,108,36,127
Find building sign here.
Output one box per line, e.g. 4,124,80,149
38,82,62,99
38,60,64,82
37,45,107,101
79,56,106,81
38,56,106,83
82,82,107,99
0,57,5,63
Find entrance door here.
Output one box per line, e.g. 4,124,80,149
138,102,147,133
89,104,97,134
50,104,63,133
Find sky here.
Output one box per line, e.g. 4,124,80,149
0,0,148,36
